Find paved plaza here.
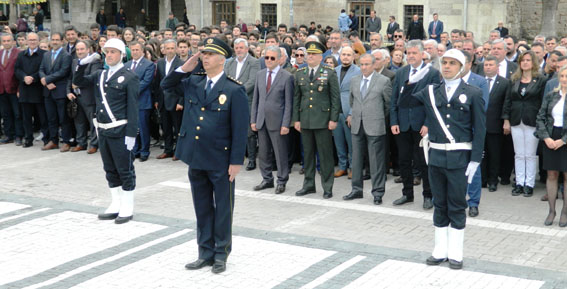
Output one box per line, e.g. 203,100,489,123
1,143,566,288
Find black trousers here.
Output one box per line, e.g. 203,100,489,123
189,168,234,262
0,93,23,139
161,108,182,154
99,134,136,191
395,130,431,198
44,96,71,144
482,133,502,186
429,165,468,229
499,134,515,182
74,101,97,148
21,102,48,144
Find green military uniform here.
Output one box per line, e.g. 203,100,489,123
292,41,340,198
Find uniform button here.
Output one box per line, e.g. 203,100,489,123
446,114,451,118
447,104,451,108
309,105,313,108
218,108,221,111
199,116,203,121
310,97,313,100
195,136,199,140
201,107,205,111
310,90,313,93
310,83,313,86
446,124,450,128
196,126,200,130
100,109,103,113
224,147,228,150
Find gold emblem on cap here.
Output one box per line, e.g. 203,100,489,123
309,44,316,50
219,94,227,105
207,38,214,44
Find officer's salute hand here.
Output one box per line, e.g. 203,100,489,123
181,52,201,73
228,165,241,182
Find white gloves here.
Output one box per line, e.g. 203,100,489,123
125,136,136,151
465,161,480,184
79,53,101,65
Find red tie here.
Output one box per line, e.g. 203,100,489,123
266,70,272,93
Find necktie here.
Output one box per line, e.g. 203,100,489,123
487,78,492,92
309,68,314,81
51,51,56,65
266,70,272,93
433,21,437,34
361,78,369,100
131,61,137,71
411,68,417,75
446,86,452,101
205,79,213,99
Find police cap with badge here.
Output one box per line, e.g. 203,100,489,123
202,37,232,59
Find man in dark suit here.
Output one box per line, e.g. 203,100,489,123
349,9,359,33
155,39,184,160
417,49,485,270
161,38,248,274
125,41,155,162
407,14,425,40
0,33,23,145
344,53,391,205
481,56,510,193
66,40,103,153
250,46,294,194
365,10,381,41
14,32,48,147
39,32,73,151
390,40,441,209
386,16,400,41
225,38,261,170
64,25,78,59
427,13,443,42
495,21,509,37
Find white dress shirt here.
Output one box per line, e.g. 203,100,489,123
444,79,461,101
107,62,124,81
360,72,374,91
552,91,566,127
165,55,175,75
486,75,496,92
235,54,248,79
206,71,225,91
498,60,508,78
266,65,280,87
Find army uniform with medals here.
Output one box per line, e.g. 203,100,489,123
292,41,341,199
161,38,248,273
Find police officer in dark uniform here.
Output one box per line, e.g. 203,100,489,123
73,38,139,224
415,49,485,270
292,41,341,199
161,38,248,274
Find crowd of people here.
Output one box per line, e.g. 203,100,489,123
0,10,566,230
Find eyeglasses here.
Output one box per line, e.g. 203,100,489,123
264,56,277,61
295,54,304,57
394,35,403,38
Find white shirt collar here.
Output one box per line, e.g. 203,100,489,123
236,54,248,64
206,71,224,89
268,65,280,74
165,55,175,64
363,72,374,82
308,65,320,73
462,71,472,83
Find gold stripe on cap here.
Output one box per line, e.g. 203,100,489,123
204,47,227,56
207,43,228,55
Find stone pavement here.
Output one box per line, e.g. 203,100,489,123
1,143,566,288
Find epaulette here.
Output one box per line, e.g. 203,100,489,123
193,71,206,75
227,75,242,85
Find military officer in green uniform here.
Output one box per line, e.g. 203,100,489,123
292,41,341,199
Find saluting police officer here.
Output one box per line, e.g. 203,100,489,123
73,38,139,224
415,49,486,269
292,41,341,199
161,38,248,274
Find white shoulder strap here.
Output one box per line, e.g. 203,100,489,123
99,70,117,122
428,85,455,144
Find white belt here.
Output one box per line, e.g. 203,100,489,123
429,142,472,151
93,118,127,129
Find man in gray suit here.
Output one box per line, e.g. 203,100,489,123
344,53,392,205
365,10,381,41
250,46,294,194
225,38,261,170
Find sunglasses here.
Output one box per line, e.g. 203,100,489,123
295,54,304,57
394,35,403,38
264,56,277,61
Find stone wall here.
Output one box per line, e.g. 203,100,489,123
517,0,567,39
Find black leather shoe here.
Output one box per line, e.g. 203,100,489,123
523,186,533,197
393,195,413,206
469,206,479,217
185,259,214,270
488,184,497,192
98,212,119,220
299,168,305,174
343,191,363,200
23,142,33,148
426,256,447,266
246,160,256,171
373,196,382,205
392,169,400,176
449,259,463,269
544,212,556,226
323,191,333,199
295,188,315,196
114,215,133,224
423,197,433,210
275,184,286,194
511,185,524,196
212,260,226,274
140,156,149,162
253,181,274,191
363,174,371,180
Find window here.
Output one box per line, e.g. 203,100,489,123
349,2,374,41
404,5,424,30
212,1,235,26
261,4,277,27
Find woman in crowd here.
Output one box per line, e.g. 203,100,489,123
97,35,107,54
122,27,136,45
503,50,546,197
352,41,365,65
536,65,567,226
293,47,306,68
324,55,338,68
255,43,265,58
144,46,158,62
282,35,294,46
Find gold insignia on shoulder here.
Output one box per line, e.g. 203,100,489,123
219,94,227,105
207,38,214,44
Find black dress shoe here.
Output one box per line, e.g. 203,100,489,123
523,186,533,197
469,206,479,217
393,195,413,206
500,179,511,185
0,137,14,144
392,169,400,176
363,174,371,180
253,181,274,191
323,191,333,199
275,184,286,194
246,160,256,171
211,260,226,274
98,212,119,220
373,196,382,205
426,256,447,266
423,197,433,210
185,258,214,270
512,185,524,196
343,191,363,200
449,259,463,269
299,168,305,175
488,184,497,192
140,156,149,162
22,142,33,148
544,211,556,226
295,188,315,196
115,215,133,224
15,138,22,146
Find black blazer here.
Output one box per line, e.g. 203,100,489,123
386,22,399,40
14,48,46,103
478,60,517,79
502,76,546,127
38,48,72,99
536,90,567,143
486,75,510,134
155,56,184,111
68,57,103,106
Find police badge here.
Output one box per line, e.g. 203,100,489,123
219,94,227,105
117,76,125,83
458,94,467,103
